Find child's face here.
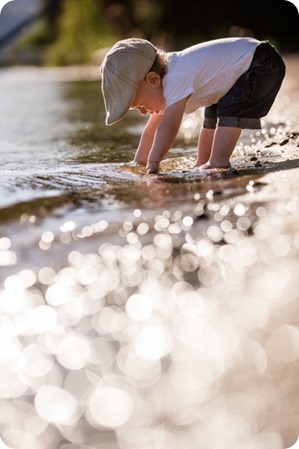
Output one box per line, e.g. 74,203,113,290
130,72,165,116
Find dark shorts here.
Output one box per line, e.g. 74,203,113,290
203,41,286,129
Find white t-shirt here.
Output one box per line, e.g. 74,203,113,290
162,37,260,113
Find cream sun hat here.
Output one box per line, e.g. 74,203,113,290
100,38,158,125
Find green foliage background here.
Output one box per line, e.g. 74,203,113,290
46,0,116,65
14,0,299,66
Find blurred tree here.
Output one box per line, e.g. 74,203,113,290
103,0,163,37
46,0,117,65
30,0,61,46
14,0,299,65
97,0,299,52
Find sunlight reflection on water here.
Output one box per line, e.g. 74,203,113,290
1,184,299,448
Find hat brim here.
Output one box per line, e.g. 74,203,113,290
102,69,136,126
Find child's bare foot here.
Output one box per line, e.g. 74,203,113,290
198,161,231,170
132,159,147,166
146,161,160,174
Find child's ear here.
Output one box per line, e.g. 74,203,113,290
145,72,161,87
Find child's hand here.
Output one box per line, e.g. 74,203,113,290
146,161,159,174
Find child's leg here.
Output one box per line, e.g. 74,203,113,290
199,126,241,169
193,127,215,167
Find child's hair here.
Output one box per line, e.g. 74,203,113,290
148,49,168,78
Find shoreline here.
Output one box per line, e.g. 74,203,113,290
1,159,299,282
1,52,299,83
0,64,101,82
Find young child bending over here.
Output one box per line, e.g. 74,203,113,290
100,37,285,173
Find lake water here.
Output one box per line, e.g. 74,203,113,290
0,57,299,449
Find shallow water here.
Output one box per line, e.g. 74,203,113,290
0,58,298,219
0,57,299,449
1,60,299,208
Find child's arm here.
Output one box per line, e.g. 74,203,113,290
133,113,163,165
147,98,188,173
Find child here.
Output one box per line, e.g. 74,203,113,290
100,37,285,173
